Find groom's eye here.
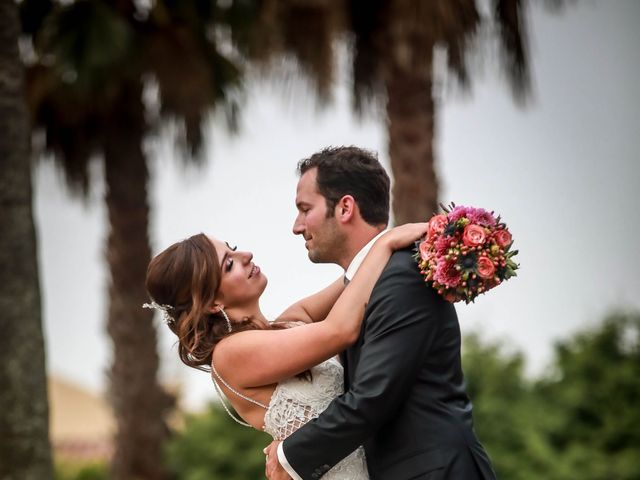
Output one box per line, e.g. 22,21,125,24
225,242,237,251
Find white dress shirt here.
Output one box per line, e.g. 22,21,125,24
277,229,387,479
344,230,387,283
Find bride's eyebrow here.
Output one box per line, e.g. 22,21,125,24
220,242,237,269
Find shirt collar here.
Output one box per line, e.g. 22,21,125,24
344,229,388,281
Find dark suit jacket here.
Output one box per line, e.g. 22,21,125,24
282,249,497,479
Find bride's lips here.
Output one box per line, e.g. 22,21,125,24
248,264,260,278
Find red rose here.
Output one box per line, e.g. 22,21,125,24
419,240,431,260
427,214,448,239
476,256,496,279
462,224,486,247
494,229,512,248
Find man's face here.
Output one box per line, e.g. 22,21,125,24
293,168,346,264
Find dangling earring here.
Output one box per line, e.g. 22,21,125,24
219,308,233,333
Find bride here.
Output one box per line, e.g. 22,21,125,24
144,223,427,479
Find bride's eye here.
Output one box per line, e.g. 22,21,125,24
225,258,234,272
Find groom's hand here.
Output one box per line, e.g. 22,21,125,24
264,441,291,480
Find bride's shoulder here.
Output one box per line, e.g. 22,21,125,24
212,329,262,362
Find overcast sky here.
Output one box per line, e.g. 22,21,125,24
35,1,640,409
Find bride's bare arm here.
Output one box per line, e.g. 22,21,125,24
275,278,345,324
214,223,428,388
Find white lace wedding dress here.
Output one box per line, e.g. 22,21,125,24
212,355,369,479
263,356,368,479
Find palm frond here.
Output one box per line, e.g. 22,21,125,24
36,0,137,97
19,0,54,36
494,0,531,103
348,0,386,115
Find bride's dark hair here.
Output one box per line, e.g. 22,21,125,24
145,233,267,372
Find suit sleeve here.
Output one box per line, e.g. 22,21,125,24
282,251,444,478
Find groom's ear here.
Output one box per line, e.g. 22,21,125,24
335,195,356,223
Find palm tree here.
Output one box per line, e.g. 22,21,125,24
248,0,532,223
358,0,531,223
21,0,249,477
0,0,53,478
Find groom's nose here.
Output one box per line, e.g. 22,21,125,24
292,216,304,235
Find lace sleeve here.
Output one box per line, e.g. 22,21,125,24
263,358,369,479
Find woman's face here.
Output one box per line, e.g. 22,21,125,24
209,237,268,309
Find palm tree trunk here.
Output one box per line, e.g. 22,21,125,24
0,0,54,478
383,6,439,224
103,82,172,480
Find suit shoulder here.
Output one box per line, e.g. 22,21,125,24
373,247,425,291
382,247,422,277
376,248,452,307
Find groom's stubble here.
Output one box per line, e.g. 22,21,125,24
306,214,350,266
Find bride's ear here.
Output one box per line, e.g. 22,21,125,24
209,303,224,314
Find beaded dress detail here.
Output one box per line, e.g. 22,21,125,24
262,356,368,479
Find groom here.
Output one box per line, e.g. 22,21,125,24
265,146,496,479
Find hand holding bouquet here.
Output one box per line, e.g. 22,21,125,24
416,203,519,304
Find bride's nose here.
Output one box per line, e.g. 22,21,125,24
240,251,253,264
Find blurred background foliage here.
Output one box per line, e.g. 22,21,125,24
164,404,270,480
55,462,109,480
466,309,640,480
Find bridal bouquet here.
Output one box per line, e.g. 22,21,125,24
416,203,519,304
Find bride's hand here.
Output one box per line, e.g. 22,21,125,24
382,222,429,251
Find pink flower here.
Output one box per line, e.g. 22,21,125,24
418,240,431,260
494,229,513,248
467,208,497,227
434,260,462,288
449,206,471,222
435,235,452,256
476,257,496,279
462,224,486,247
427,214,448,240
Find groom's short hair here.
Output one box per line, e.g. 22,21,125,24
297,146,390,226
